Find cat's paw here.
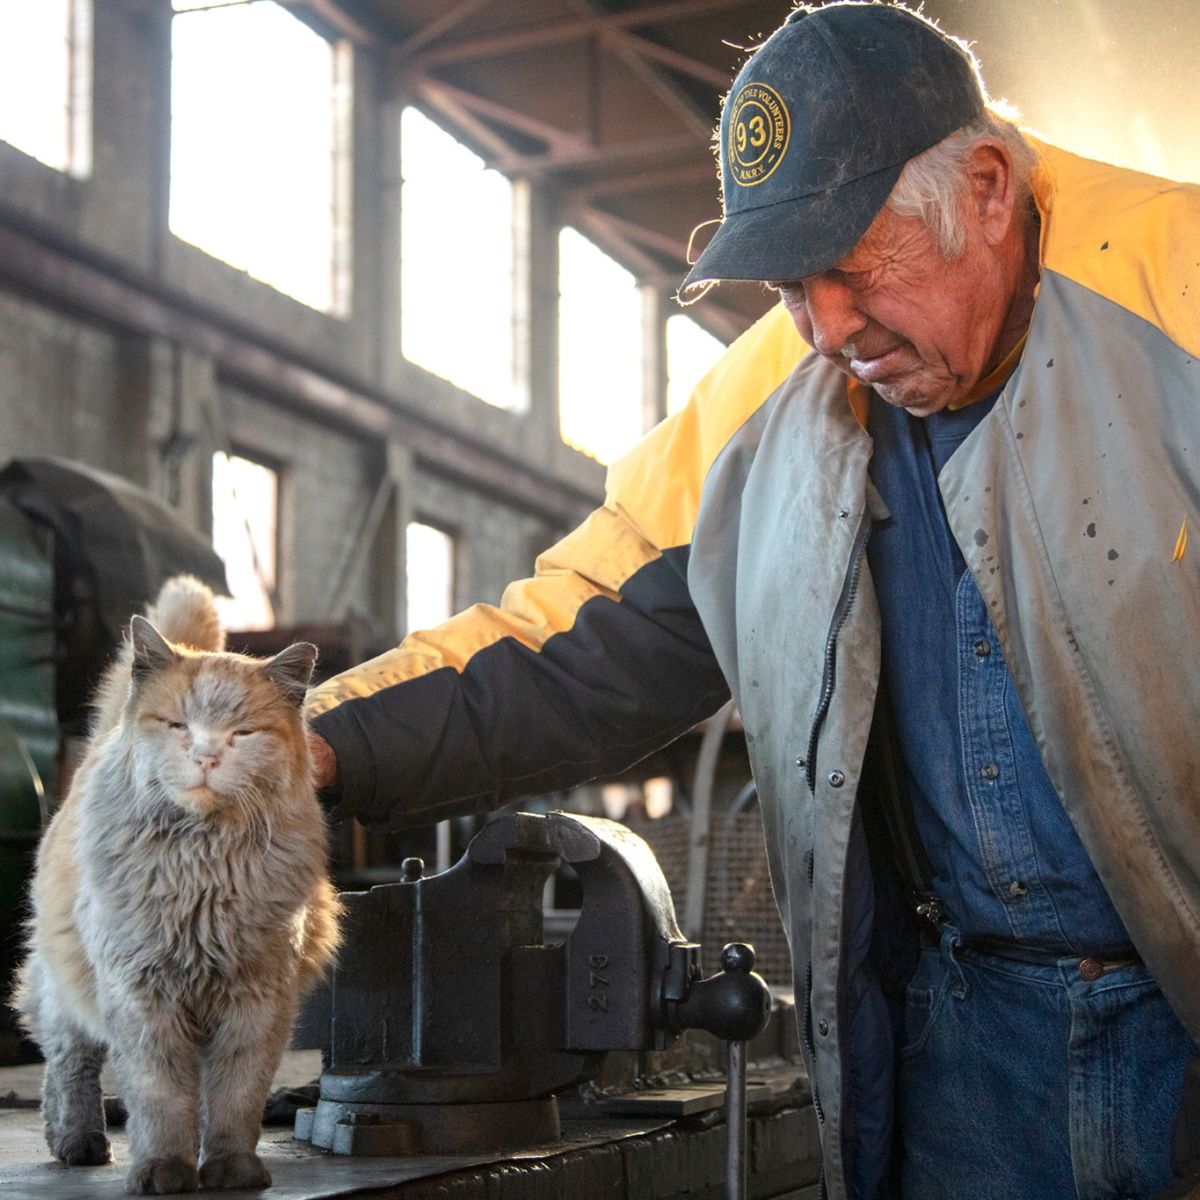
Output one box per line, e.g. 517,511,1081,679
51,1129,112,1165
124,1155,199,1195
198,1151,271,1190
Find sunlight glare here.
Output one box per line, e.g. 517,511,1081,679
170,1,341,312
666,315,726,417
406,522,456,634
559,228,644,465
212,452,278,632
401,107,517,410
0,0,81,173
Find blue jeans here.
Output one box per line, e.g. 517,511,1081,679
899,928,1196,1199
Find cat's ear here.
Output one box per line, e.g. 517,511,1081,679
130,615,178,682
264,642,317,706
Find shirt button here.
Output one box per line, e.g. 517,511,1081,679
827,771,846,788
973,638,991,658
1009,880,1029,898
981,762,1000,781
817,1019,829,1036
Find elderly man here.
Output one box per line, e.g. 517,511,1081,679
307,4,1200,1197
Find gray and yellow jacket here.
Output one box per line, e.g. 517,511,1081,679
309,142,1200,1198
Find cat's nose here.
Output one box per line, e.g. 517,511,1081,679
193,750,221,773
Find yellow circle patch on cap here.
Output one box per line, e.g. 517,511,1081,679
727,82,791,188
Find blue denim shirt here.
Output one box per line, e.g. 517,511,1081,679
866,391,1133,956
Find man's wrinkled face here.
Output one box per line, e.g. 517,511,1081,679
774,200,1016,416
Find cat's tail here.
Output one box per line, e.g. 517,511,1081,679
146,575,224,653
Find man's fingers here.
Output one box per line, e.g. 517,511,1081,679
308,730,340,791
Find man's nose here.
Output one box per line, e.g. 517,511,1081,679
803,276,867,357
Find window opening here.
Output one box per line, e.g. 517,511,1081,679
212,451,278,632
405,518,458,874
0,0,91,176
170,0,350,313
666,314,727,417
558,228,643,465
400,107,518,410
405,521,456,634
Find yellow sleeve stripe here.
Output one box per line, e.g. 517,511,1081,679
306,503,663,715
1032,139,1200,358
606,303,807,551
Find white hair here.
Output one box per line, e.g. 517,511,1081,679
885,106,1039,259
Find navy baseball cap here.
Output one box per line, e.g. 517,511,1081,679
682,2,987,289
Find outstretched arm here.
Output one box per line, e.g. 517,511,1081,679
305,501,728,826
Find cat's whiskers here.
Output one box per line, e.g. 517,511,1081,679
228,782,273,849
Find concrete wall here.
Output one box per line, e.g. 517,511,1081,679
0,292,124,474
0,0,609,637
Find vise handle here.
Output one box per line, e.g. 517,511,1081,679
663,941,770,1042
664,943,771,1200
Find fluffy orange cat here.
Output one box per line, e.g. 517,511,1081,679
14,576,339,1194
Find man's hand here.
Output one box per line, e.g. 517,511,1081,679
308,730,340,792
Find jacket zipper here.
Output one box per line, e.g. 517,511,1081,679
805,509,873,793
803,960,824,1123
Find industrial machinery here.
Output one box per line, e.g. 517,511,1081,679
295,810,772,1198
0,456,228,1061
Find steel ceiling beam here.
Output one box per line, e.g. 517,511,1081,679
591,34,713,141
485,133,702,178
393,0,497,58
405,0,752,68
551,0,714,142
570,162,716,200
569,207,676,283
411,80,519,160
613,31,732,90
279,0,390,45
566,202,690,264
413,77,584,155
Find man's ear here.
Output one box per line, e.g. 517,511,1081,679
965,139,1018,246
130,615,178,682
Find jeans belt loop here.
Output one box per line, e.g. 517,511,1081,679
937,921,969,1000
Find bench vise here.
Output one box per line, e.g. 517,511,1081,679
295,810,770,1157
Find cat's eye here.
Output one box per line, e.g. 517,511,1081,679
155,717,187,731
233,729,255,738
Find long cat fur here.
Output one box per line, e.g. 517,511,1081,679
13,575,339,1194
